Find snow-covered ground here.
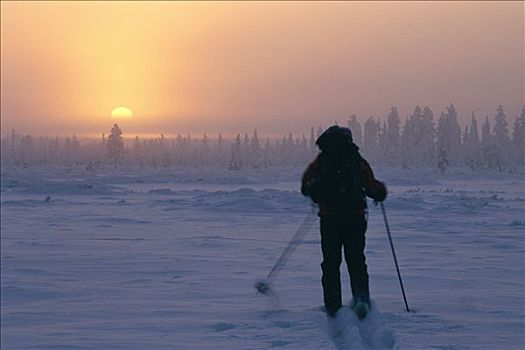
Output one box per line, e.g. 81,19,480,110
1,165,524,349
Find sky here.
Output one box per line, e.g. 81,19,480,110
1,1,524,138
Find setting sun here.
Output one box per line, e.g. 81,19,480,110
1,1,523,135
111,107,134,119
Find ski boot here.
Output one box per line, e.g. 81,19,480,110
351,297,370,320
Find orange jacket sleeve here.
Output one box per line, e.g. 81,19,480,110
360,159,387,201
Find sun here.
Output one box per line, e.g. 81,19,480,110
111,106,134,119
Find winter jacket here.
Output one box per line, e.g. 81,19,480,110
301,154,387,216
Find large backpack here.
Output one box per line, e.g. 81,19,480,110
309,126,365,210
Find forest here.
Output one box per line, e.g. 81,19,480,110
2,104,524,172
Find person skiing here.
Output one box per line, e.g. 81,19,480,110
301,125,387,319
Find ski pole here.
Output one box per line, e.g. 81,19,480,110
380,202,410,312
255,206,317,294
266,206,316,281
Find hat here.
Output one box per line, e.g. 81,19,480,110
315,125,353,151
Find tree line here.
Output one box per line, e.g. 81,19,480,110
2,104,524,172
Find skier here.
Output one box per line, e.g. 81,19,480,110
301,125,387,319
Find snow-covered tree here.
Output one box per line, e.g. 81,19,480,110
469,113,480,148
491,105,511,170
216,133,226,166
199,133,209,166
480,117,499,169
419,106,435,166
481,116,491,146
250,129,261,167
262,138,272,167
436,104,461,165
378,121,388,164
363,116,380,162
386,107,401,164
400,106,435,166
511,106,525,169
347,114,363,147
229,134,242,170
107,124,124,167
2,104,520,172
132,136,143,166
463,113,482,169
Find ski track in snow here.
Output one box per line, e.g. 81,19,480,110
1,165,524,349
324,302,397,350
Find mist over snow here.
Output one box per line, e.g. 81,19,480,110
1,145,524,349
2,104,525,174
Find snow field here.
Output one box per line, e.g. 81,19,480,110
1,165,524,349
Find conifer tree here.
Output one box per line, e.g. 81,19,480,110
251,129,261,167
386,107,401,164
378,121,388,164
437,104,461,165
216,133,223,164
363,116,380,161
511,106,525,169
401,106,434,166
107,124,124,167
420,106,435,166
230,134,242,169
469,113,480,147
481,116,491,146
480,116,499,169
464,114,482,169
200,133,209,166
492,105,511,170
347,114,363,147
263,138,272,167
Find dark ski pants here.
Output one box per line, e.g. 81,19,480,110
320,213,369,311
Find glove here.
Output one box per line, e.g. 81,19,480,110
373,181,387,202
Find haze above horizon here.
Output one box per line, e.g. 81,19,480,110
1,1,523,136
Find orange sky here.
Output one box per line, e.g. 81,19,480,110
1,1,523,137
